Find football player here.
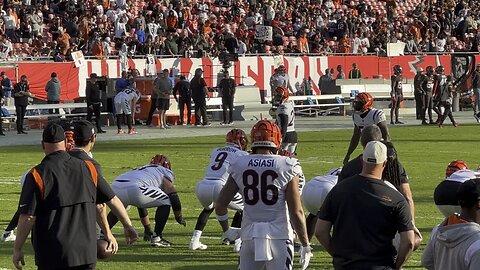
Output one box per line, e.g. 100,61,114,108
432,66,446,121
108,154,186,247
421,66,436,124
190,129,249,251
215,120,311,270
343,92,390,165
269,65,295,102
390,65,404,125
434,160,477,217
114,78,140,134
301,168,341,241
274,86,297,154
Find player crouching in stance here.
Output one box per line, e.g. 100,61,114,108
274,86,297,154
190,128,249,251
215,120,312,270
301,168,341,241
108,154,186,247
344,92,390,165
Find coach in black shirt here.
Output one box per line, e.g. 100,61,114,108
190,68,210,126
218,70,236,125
13,123,117,270
13,75,31,135
316,141,415,270
173,75,192,125
86,73,106,133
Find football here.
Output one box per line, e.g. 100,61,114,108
97,239,114,260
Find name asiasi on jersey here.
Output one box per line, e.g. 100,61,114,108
247,159,274,167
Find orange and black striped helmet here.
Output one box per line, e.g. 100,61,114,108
226,128,248,151
446,160,468,177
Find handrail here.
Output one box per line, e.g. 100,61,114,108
3,51,477,62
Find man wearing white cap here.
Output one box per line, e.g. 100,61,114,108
316,141,415,270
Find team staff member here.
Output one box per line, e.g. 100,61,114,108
422,66,436,124
316,141,415,270
69,120,139,254
45,72,61,115
13,75,32,135
218,70,236,125
348,63,362,79
390,65,404,125
413,68,425,121
86,73,106,133
155,69,173,129
173,75,192,125
191,68,210,127
12,123,129,270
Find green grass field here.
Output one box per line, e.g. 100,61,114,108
0,125,478,269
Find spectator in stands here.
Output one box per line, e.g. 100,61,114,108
45,72,61,115
173,75,192,126
348,63,362,79
13,75,32,135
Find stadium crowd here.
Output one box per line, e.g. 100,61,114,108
0,0,479,61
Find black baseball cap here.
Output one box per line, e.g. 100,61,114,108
457,178,480,208
74,120,97,142
43,122,66,143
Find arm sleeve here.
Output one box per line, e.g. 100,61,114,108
18,173,39,216
93,162,115,204
421,225,439,270
398,162,409,184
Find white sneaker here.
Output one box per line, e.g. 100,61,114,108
232,238,242,252
189,240,208,250
475,113,480,123
1,231,16,242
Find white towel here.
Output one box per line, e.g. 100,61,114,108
254,238,273,261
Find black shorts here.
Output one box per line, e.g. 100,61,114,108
284,131,298,143
158,98,170,110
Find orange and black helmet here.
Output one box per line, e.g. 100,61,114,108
150,154,172,169
226,128,248,151
353,92,373,112
250,120,282,152
274,86,289,104
446,160,468,177
65,131,75,151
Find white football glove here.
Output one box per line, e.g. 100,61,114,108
299,245,313,270
222,227,241,242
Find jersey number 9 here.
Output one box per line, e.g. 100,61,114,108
242,169,279,205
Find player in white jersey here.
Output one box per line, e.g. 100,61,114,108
343,92,390,165
215,120,312,270
274,86,298,154
269,65,295,101
114,79,140,134
301,168,341,241
190,129,249,251
109,154,186,247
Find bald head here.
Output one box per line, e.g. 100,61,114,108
360,125,382,148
